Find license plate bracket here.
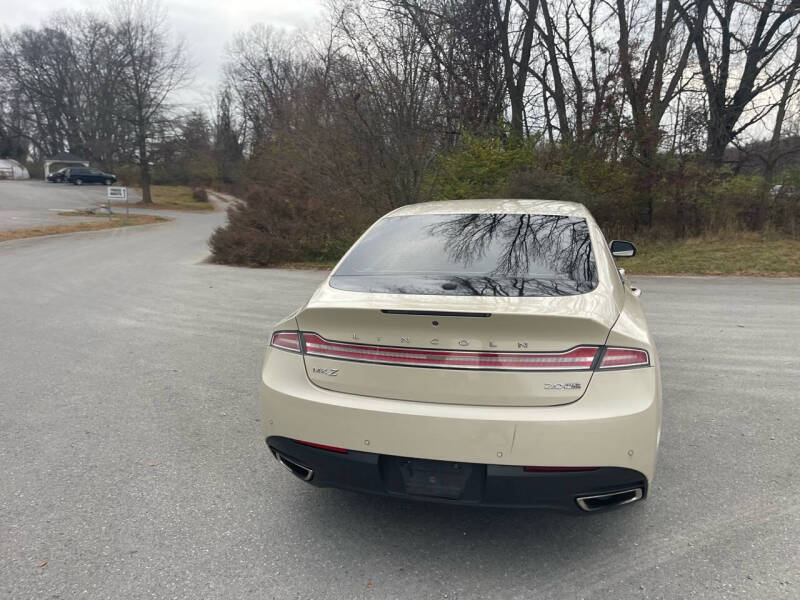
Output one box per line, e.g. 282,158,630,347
396,458,472,499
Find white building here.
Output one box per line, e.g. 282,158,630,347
0,158,30,180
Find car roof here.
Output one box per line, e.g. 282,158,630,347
386,199,591,218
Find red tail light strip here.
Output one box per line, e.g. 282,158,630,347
270,331,302,352
271,332,651,371
599,347,650,369
302,333,598,371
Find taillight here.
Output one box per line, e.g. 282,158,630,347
598,347,650,369
270,331,650,372
302,333,598,371
270,331,301,353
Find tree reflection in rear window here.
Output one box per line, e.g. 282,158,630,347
330,213,598,297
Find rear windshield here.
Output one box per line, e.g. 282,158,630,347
330,213,598,297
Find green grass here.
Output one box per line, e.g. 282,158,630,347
127,185,215,211
625,235,800,276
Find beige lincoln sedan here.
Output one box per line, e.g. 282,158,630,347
260,199,661,512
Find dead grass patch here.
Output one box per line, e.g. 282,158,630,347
625,234,800,276
121,185,215,211
273,261,336,270
0,214,169,242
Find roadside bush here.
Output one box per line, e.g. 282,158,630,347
211,130,800,267
426,137,800,241
771,168,800,237
427,135,536,201
209,187,363,266
210,194,302,265
209,121,389,265
425,137,639,236
710,174,766,231
192,187,209,202
652,164,799,238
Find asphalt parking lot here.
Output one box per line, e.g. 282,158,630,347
0,180,139,231
0,207,798,599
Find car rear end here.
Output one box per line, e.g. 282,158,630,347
260,200,661,512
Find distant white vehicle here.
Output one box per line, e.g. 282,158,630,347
770,184,797,197
0,158,30,180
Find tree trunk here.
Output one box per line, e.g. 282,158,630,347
509,95,525,139
635,144,657,230
490,0,536,140
705,102,731,166
138,134,152,204
539,0,571,143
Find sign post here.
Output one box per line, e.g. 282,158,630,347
107,186,128,223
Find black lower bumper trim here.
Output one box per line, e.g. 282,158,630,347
267,437,647,512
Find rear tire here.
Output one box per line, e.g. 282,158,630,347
74,178,83,186
105,179,113,186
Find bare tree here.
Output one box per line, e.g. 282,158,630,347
678,0,800,164
615,0,694,226
491,0,537,138
0,25,78,157
333,0,443,208
112,0,191,203
616,0,693,161
224,25,307,149
0,17,131,165
533,0,624,147
764,36,800,181
384,0,507,136
534,0,572,142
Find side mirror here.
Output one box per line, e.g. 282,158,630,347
610,240,637,258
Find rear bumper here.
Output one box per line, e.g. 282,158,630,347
260,349,661,503
268,437,646,511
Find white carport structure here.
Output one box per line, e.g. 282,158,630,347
0,158,30,179
44,152,89,178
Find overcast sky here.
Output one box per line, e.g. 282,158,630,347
2,0,325,107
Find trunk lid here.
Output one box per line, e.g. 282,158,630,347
296,289,620,407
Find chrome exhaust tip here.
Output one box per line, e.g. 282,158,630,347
576,487,643,512
274,451,314,482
